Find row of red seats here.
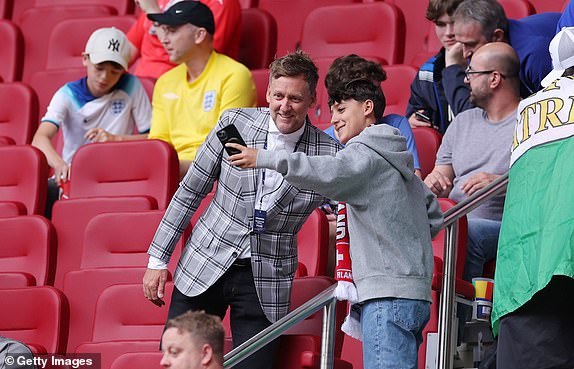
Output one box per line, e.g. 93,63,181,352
0,6,276,83
0,276,349,369
1,0,568,84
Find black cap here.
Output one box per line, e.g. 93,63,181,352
147,1,215,35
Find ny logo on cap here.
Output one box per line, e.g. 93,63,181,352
108,39,120,52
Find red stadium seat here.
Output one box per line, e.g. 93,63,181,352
0,145,48,215
0,0,10,19
0,272,35,288
258,0,360,57
17,5,116,82
0,82,39,145
0,19,23,82
45,16,137,71
412,127,442,180
0,201,26,218
297,209,330,277
110,352,163,369
499,0,536,19
35,0,134,15
238,0,258,8
529,0,563,13
81,210,185,272
251,68,270,107
238,8,277,70
74,282,175,369
411,0,535,67
277,276,349,369
0,286,69,354
139,76,157,101
381,64,418,116
28,68,86,120
63,267,167,353
93,283,174,342
69,139,179,209
0,215,56,287
51,196,157,288
300,2,405,65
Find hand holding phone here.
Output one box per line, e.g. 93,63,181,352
415,111,432,123
216,124,247,156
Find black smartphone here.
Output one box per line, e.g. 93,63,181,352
216,124,247,156
415,111,432,123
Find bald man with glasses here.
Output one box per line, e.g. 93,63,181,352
425,42,520,287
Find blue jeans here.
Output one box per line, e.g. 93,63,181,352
361,298,430,369
463,218,501,282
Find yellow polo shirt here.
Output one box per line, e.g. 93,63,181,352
149,51,256,161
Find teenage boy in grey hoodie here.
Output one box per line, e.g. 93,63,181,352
227,78,443,369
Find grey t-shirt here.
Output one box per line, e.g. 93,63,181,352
436,107,516,220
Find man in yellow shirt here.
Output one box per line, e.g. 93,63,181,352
148,1,256,178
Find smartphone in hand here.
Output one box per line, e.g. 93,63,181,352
415,111,432,123
216,124,247,156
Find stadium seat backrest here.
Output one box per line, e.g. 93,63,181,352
35,0,134,15
45,16,137,71
499,0,536,19
69,139,179,209
0,0,10,19
381,64,418,116
0,145,48,215
110,352,163,369
0,82,39,145
28,68,86,120
81,210,183,272
63,267,161,353
0,215,56,286
52,196,157,289
238,0,258,8
250,68,270,107
287,277,346,355
297,208,330,277
18,5,117,82
0,286,69,354
300,2,405,65
238,8,277,70
258,0,360,57
384,0,429,67
0,19,23,82
139,76,157,101
92,283,174,342
412,127,442,180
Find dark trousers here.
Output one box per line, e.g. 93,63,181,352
497,275,574,369
166,261,279,369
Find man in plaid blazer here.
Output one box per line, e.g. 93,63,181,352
144,51,341,369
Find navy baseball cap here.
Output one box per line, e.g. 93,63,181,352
147,1,215,35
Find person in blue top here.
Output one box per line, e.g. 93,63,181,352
322,54,422,178
407,0,465,134
443,0,560,114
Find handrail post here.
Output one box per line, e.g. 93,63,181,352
320,299,337,369
437,222,459,369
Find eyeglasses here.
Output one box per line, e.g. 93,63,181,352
464,66,496,80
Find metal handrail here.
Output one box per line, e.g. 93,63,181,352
224,284,337,368
222,173,510,369
436,172,508,369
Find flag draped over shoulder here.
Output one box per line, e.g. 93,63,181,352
492,77,574,335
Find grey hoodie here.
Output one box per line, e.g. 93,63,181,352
257,124,443,303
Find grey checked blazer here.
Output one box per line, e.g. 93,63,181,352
148,108,342,322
